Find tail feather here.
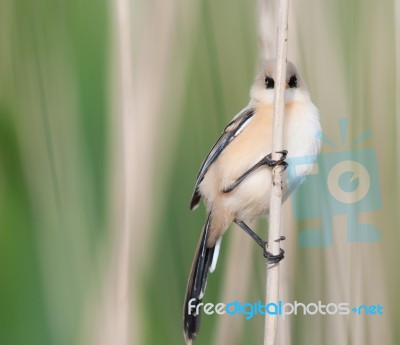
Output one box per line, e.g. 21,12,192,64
183,213,217,344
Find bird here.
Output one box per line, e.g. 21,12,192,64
183,59,321,344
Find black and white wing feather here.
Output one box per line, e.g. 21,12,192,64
189,106,255,210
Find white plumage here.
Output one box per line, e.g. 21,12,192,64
197,60,321,245
184,60,321,345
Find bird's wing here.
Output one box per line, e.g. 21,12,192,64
189,106,255,210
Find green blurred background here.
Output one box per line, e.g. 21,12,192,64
0,0,399,344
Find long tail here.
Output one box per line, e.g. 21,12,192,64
183,213,221,344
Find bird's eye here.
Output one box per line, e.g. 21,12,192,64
265,76,275,89
265,76,274,89
288,75,297,88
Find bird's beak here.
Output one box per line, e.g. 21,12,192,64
285,82,289,89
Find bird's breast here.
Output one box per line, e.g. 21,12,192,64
199,100,320,222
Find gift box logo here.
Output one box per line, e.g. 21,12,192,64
287,118,382,247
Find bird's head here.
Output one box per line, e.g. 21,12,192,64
250,59,310,105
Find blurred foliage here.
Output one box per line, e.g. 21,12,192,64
0,1,109,344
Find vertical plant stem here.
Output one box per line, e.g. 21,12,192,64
99,0,134,344
257,0,276,59
395,0,400,198
264,0,289,344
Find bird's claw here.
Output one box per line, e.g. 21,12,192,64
265,150,288,171
264,248,285,263
263,237,285,263
222,151,288,194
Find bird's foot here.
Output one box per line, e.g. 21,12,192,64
264,150,288,170
263,236,286,263
222,150,288,193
